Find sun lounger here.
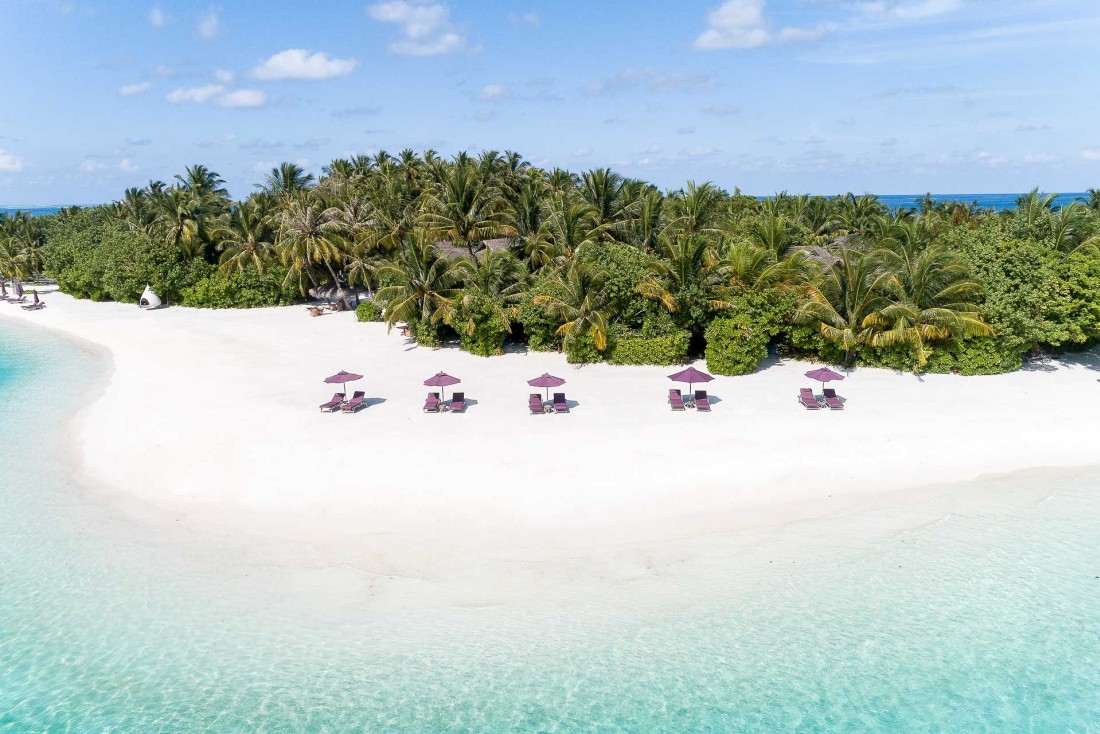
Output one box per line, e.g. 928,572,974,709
823,387,844,410
529,394,544,414
669,388,685,411
21,301,45,311
694,390,711,412
341,390,366,413
799,387,822,410
449,392,466,413
552,392,569,413
423,392,441,413
319,392,344,412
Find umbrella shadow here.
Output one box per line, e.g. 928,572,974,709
364,397,387,408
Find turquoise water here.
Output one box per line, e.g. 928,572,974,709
1,319,1099,732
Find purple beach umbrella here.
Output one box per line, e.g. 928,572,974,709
324,370,363,397
528,372,566,400
804,367,845,391
668,366,714,394
424,371,461,402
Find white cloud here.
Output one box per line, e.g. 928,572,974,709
366,1,467,56
198,7,220,39
214,68,235,84
477,83,509,102
154,64,176,76
119,81,154,96
860,0,964,21
0,148,24,173
118,158,139,173
167,84,225,104
217,88,268,108
508,10,539,27
167,85,267,108
1082,149,1100,161
694,0,833,50
148,6,168,27
572,148,591,158
252,49,359,81
700,103,738,116
80,159,104,173
252,158,309,174
582,68,713,96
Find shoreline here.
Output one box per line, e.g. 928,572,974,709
4,294,1100,578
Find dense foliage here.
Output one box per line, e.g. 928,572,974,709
4,152,1099,374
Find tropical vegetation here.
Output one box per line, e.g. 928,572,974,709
3,152,1099,375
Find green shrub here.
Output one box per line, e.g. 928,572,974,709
705,314,770,375
445,292,510,356
607,328,690,365
355,300,384,322
564,332,604,364
412,318,446,348
44,207,197,303
923,337,1024,376
518,277,565,352
180,267,299,308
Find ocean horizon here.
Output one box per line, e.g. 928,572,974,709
2,192,1093,218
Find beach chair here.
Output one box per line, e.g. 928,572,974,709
669,388,686,411
449,392,466,413
423,392,441,412
823,388,844,410
552,392,569,413
341,390,366,413
798,388,822,410
319,392,344,412
529,394,545,414
694,390,711,412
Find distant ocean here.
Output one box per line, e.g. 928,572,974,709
1,193,1093,218
1,206,65,217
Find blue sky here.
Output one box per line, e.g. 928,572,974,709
2,0,1100,204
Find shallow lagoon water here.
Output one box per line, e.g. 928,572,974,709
1,320,1098,732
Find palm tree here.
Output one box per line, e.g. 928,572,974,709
866,245,993,367
795,247,892,365
533,259,614,350
1015,188,1057,231
215,201,276,275
376,235,464,330
1084,188,1100,211
637,234,727,331
447,249,529,336
275,199,346,291
153,188,204,258
419,162,513,254
665,181,724,238
262,162,315,201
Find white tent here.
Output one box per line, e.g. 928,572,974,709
139,285,162,310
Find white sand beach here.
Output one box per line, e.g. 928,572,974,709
5,293,1100,597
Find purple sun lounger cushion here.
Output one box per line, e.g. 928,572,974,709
529,394,544,414
823,388,844,410
694,390,711,412
552,392,568,413
423,392,441,412
449,392,466,413
319,392,344,412
341,391,366,413
669,389,685,411
799,388,822,410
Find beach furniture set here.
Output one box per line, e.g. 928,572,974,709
668,388,711,411
799,368,846,410
529,392,569,414
2,280,45,310
424,392,466,413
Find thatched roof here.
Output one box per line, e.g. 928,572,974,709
437,238,514,259
309,281,369,302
